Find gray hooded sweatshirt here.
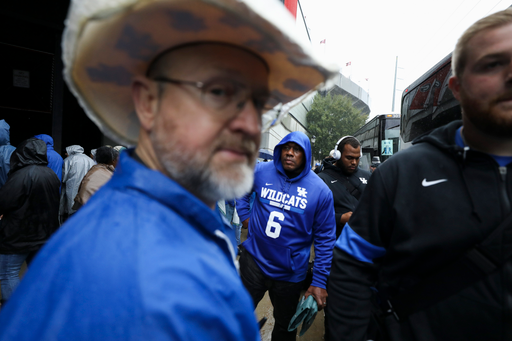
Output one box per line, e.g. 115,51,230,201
60,145,94,216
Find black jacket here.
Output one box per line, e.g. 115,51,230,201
318,162,370,238
0,138,60,254
327,121,512,341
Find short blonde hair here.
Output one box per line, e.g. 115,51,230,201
452,8,512,77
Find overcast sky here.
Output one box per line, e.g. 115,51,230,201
298,0,511,118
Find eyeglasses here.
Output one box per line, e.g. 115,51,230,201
152,76,284,131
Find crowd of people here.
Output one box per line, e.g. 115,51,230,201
0,0,510,340
0,127,125,305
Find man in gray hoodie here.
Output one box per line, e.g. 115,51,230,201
59,145,94,222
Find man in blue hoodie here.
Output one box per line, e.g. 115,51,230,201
238,131,336,341
0,120,16,189
34,134,64,182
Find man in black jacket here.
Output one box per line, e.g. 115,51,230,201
327,9,512,341
318,136,370,239
0,138,60,304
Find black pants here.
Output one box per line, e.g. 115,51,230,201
240,250,303,341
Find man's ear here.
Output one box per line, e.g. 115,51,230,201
448,75,462,101
132,76,159,131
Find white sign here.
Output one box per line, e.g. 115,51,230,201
13,70,30,88
382,140,393,156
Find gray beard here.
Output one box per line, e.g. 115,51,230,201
150,133,255,203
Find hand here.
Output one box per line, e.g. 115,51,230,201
242,218,249,229
304,285,328,311
340,212,352,225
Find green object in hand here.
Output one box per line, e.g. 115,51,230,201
287,295,318,336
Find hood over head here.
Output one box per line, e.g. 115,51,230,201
273,131,311,181
0,120,11,146
33,134,55,150
66,145,85,156
10,138,48,172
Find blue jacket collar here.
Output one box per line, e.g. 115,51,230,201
109,150,228,239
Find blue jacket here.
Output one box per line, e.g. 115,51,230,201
34,134,63,182
237,131,336,288
0,151,260,341
0,120,15,188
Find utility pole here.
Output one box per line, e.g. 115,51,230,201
392,56,398,112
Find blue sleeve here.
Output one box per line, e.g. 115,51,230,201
0,146,14,188
236,191,253,222
311,190,337,289
335,224,386,263
237,165,259,222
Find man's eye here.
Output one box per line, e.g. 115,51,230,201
482,60,506,70
206,82,235,97
210,88,226,96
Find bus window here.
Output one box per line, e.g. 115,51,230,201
359,148,372,172
354,113,400,163
400,53,461,150
381,118,400,161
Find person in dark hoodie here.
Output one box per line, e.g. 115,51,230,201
0,138,60,304
318,136,370,239
237,131,336,341
0,120,16,189
33,134,64,182
327,8,512,341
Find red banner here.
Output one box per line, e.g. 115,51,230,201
284,0,298,19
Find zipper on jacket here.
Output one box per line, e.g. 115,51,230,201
498,167,511,217
500,167,512,340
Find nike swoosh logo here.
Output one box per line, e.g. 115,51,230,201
331,180,337,183
265,183,273,186
422,178,447,187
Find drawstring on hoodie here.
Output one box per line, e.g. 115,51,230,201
463,146,470,160
457,146,482,223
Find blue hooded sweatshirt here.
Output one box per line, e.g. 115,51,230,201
0,120,16,188
237,131,336,288
34,134,63,182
